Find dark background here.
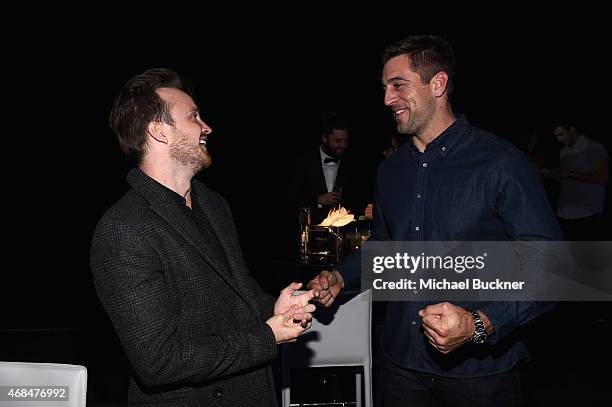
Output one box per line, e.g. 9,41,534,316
3,13,610,405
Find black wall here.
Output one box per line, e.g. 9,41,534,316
4,17,609,337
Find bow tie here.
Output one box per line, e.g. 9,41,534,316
324,157,339,164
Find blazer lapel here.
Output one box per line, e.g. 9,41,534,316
193,185,260,309
154,203,229,273
315,157,328,193
334,159,347,191
127,169,253,308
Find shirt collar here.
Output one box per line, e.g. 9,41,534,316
320,146,339,165
405,115,469,158
127,168,190,208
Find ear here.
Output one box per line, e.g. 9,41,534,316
431,72,449,97
321,134,328,144
147,121,168,144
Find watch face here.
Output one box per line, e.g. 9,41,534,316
473,333,487,344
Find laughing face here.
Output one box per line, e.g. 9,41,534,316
157,87,213,172
382,54,436,137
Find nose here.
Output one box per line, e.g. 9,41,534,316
200,121,213,136
384,87,396,107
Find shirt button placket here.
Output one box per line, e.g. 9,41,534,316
414,157,427,239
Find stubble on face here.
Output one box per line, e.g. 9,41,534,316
397,95,436,136
324,130,349,158
383,56,435,137
169,129,212,172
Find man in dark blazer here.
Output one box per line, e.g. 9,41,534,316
90,68,315,406
290,112,363,224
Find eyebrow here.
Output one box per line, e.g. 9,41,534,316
383,76,409,85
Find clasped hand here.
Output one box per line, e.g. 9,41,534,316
419,302,474,354
267,282,316,344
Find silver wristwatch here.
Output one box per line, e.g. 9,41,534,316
471,310,488,344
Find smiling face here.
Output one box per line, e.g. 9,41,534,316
157,87,213,172
382,54,437,137
322,129,349,158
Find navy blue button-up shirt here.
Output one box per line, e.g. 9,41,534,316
338,116,561,377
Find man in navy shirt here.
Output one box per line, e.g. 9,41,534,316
309,35,561,406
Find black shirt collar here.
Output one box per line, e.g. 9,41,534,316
405,115,469,158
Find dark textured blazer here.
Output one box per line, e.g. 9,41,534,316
289,149,362,224
90,168,279,406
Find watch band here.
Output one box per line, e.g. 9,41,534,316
470,310,488,344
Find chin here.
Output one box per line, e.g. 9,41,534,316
202,155,213,169
199,150,212,167
396,125,409,135
192,157,212,173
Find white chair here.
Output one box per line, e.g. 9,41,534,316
0,362,87,407
282,289,372,407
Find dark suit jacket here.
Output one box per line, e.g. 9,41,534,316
289,149,364,224
90,168,279,406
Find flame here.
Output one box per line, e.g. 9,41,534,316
318,206,355,227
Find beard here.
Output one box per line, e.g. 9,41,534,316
397,97,436,136
169,129,212,172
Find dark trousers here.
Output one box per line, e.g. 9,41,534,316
379,356,522,407
558,214,605,241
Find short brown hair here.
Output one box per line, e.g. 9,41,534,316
109,68,192,165
382,35,455,93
